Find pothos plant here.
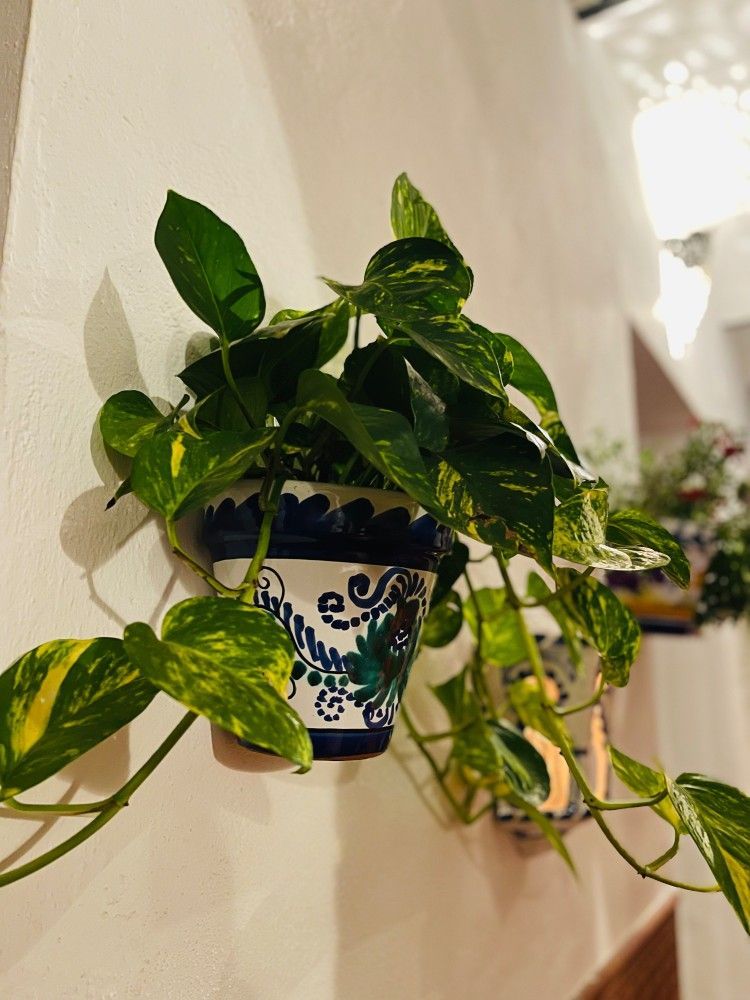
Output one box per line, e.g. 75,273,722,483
0,176,748,933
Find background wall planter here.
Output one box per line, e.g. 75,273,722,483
204,481,451,759
495,639,609,840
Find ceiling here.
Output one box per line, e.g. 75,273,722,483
576,0,750,109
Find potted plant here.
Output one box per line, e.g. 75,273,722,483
591,426,749,632
493,638,609,842
1,176,749,937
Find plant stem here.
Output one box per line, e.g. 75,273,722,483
498,552,720,895
353,308,361,350
647,831,681,872
166,521,238,597
401,706,468,822
0,712,197,888
220,340,256,427
5,796,112,816
555,675,607,717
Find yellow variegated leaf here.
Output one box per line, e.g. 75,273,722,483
124,598,312,772
0,638,156,798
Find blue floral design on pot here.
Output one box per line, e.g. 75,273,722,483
203,481,452,760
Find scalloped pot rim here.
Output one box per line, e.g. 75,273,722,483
210,479,422,520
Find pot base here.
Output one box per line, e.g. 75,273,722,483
239,727,394,762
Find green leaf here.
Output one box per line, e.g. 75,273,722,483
497,333,580,462
554,486,670,572
155,191,265,343
421,591,463,648
99,391,168,457
390,172,466,266
463,588,527,667
296,369,437,507
431,672,480,728
607,510,691,589
131,424,273,520
430,539,469,609
124,598,312,772
324,237,472,322
427,436,554,567
507,678,573,748
558,573,641,687
268,299,351,368
608,746,684,831
405,358,449,451
400,316,510,401
453,719,550,806
526,572,583,670
668,774,750,933
188,376,269,433
503,790,577,874
0,638,156,798
179,315,330,402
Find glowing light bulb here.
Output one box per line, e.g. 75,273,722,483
664,60,689,85
653,250,711,360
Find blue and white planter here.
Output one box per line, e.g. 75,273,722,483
495,638,609,841
203,480,452,761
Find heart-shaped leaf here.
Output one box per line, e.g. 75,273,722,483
607,510,690,589
668,774,750,933
131,425,273,520
463,587,527,667
390,173,467,272
99,391,168,457
421,591,463,648
453,718,550,806
124,598,312,771
427,436,554,567
400,316,510,401
554,487,670,572
0,638,156,798
557,572,641,687
155,191,265,343
324,237,472,322
609,745,684,831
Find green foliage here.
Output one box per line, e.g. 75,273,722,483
0,639,156,798
3,170,748,933
557,572,640,687
324,237,472,322
668,775,750,933
155,190,265,343
99,391,169,457
421,591,463,648
608,745,684,831
131,425,274,520
124,598,312,771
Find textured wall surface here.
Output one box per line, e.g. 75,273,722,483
0,2,748,998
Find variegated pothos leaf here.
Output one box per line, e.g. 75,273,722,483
0,638,156,798
123,598,312,772
130,424,274,519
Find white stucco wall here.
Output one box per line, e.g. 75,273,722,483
1,2,748,997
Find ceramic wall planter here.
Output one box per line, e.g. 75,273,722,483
203,480,452,760
495,638,609,842
607,520,714,634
